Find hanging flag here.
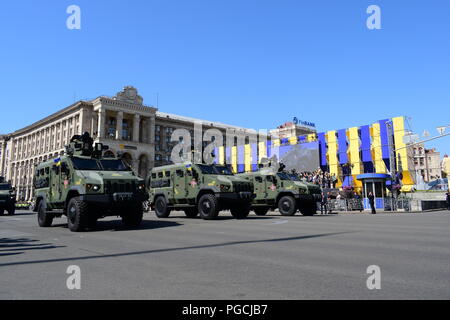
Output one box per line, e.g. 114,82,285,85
54,157,61,166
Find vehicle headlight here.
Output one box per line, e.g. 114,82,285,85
137,183,146,192
86,184,101,192
220,184,230,191
299,188,307,194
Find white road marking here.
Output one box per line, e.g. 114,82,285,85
271,220,289,225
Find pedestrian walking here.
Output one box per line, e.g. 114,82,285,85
327,192,333,213
320,192,328,215
368,191,376,214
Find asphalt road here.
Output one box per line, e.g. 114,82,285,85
0,209,449,300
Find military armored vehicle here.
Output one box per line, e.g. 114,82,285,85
33,132,148,232
237,158,322,216
0,176,16,215
148,163,255,220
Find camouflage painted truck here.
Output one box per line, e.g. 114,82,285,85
0,176,16,215
148,163,255,220
237,160,322,216
33,133,148,232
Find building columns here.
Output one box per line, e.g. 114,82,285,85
148,115,155,144
133,114,140,143
116,111,123,140
98,108,106,139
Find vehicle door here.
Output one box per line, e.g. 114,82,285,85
49,164,61,203
173,169,187,202
253,176,266,201
186,167,200,200
60,161,71,202
265,175,279,201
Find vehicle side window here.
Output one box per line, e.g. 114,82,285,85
255,176,263,183
186,170,192,177
36,170,40,177
158,172,163,178
165,171,171,178
45,167,50,175
40,169,45,176
176,170,184,178
151,173,156,179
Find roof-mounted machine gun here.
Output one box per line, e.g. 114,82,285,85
65,132,109,159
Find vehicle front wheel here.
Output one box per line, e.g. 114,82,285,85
198,194,219,220
254,207,269,216
278,196,297,216
154,197,171,218
184,208,199,218
67,197,89,232
37,201,53,227
300,203,317,216
7,204,15,215
231,203,251,219
122,203,143,228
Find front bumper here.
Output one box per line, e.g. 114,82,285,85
295,194,321,203
216,192,255,201
78,193,148,207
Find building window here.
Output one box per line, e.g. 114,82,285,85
155,135,160,142
155,154,161,161
155,145,160,151
156,125,161,132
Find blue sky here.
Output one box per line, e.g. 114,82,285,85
0,0,449,156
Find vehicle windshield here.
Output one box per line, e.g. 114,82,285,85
288,174,300,181
100,160,132,171
0,184,12,190
71,158,102,170
214,165,234,175
277,172,292,181
196,164,217,174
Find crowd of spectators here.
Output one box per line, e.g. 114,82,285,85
292,168,338,188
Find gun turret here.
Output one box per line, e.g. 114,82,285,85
65,132,109,158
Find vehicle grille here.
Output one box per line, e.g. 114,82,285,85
104,181,137,194
232,182,253,193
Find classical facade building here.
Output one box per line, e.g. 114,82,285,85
0,86,252,201
411,143,442,182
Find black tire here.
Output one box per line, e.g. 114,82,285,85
122,203,143,228
254,207,269,216
184,207,199,218
300,203,317,216
198,194,219,220
67,197,89,232
37,201,53,227
154,196,171,218
7,205,15,215
278,195,297,216
87,215,98,228
231,203,251,219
